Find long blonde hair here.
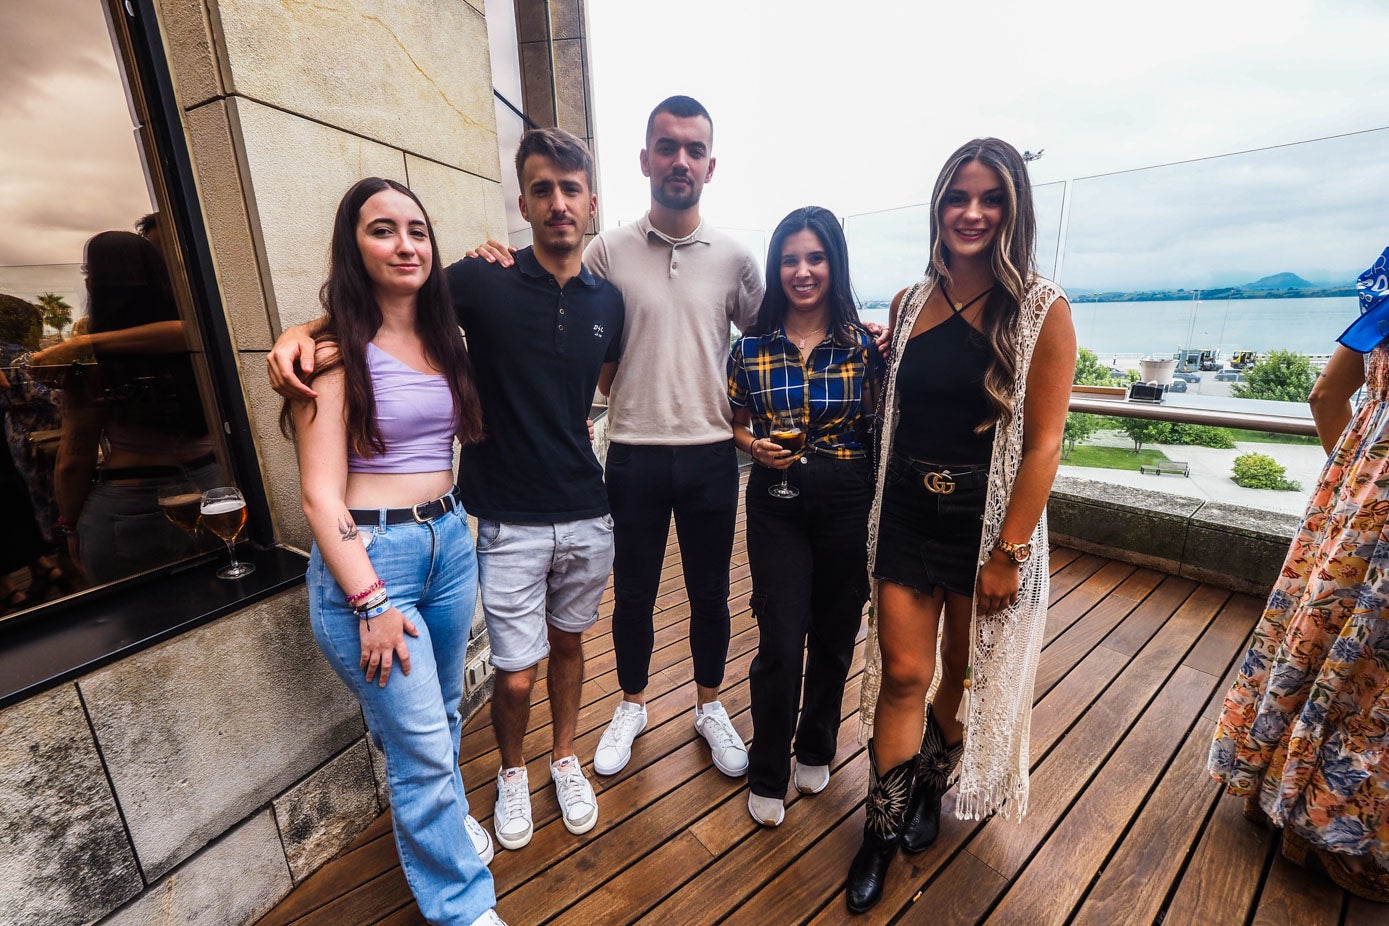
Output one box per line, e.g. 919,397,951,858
928,138,1037,432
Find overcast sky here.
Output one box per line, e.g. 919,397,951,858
585,0,1389,299
3,0,1386,304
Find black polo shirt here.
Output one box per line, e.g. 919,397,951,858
448,248,623,523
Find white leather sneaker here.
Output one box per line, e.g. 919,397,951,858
493,765,533,850
593,701,647,775
694,701,748,777
465,813,494,865
550,755,599,835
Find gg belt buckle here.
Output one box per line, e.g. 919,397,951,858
923,469,956,495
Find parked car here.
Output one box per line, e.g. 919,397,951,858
1171,372,1200,384
1213,370,1245,382
1164,379,1188,393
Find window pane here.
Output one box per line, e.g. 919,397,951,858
0,0,228,618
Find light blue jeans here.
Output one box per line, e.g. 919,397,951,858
308,503,495,925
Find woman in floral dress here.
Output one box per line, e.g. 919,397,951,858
1209,247,1389,902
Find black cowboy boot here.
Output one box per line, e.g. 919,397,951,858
901,705,964,854
845,741,917,914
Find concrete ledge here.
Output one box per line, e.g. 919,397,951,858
1049,475,1300,597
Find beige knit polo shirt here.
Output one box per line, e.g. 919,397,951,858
584,213,763,446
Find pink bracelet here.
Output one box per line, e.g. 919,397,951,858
346,578,384,605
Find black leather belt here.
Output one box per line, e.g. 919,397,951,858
890,452,989,495
350,488,462,525
95,453,218,483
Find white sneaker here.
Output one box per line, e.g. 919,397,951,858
465,813,494,865
593,701,647,775
550,755,599,835
493,766,533,850
467,910,507,926
694,701,748,777
794,761,831,795
747,791,785,827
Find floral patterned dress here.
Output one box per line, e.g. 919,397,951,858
1210,345,1389,864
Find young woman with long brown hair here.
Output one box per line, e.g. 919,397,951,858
845,139,1076,913
282,177,504,926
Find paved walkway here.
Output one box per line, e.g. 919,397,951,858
1063,431,1326,516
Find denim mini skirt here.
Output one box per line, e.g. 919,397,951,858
873,451,989,598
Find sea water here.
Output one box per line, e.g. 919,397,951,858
857,295,1359,358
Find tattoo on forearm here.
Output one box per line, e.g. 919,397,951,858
338,517,359,542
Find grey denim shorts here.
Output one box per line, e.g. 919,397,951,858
475,515,615,671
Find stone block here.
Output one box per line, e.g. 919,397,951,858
230,97,405,332
404,156,506,266
79,587,364,879
517,0,582,42
237,351,308,551
157,0,225,109
1183,501,1298,595
0,685,141,926
213,0,498,177
185,100,274,351
273,740,379,882
101,811,292,926
366,734,389,809
553,39,589,139
519,41,556,127
1048,475,1200,567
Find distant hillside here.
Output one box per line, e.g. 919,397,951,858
1243,272,1315,290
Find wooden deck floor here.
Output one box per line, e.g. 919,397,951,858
256,477,1388,926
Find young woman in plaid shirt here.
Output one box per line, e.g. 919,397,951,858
728,206,882,828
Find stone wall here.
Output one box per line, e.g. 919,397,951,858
0,1,520,924
1048,475,1301,596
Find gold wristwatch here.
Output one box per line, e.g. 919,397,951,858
994,538,1033,564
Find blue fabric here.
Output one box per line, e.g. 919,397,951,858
308,505,495,925
1336,245,1389,353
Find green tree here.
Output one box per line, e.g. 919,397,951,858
1233,349,1317,402
1073,347,1112,386
1064,348,1112,456
1119,417,1169,453
0,293,42,350
1063,413,1101,456
36,292,72,335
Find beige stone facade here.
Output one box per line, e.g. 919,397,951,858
0,1,596,924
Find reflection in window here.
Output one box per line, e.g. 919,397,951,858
0,1,223,617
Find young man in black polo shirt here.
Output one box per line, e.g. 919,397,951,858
448,129,623,852
265,130,622,853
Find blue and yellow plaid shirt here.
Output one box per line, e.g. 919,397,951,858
728,325,879,460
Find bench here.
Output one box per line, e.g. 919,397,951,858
1140,461,1190,477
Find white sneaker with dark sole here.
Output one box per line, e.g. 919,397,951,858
465,813,494,865
494,765,533,850
594,701,647,775
694,701,748,777
551,755,599,835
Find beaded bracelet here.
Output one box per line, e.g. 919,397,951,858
347,578,384,605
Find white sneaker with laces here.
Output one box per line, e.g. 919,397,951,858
550,755,599,835
465,813,494,865
694,701,748,777
467,910,507,926
593,700,647,775
747,791,785,827
794,761,831,795
493,765,533,850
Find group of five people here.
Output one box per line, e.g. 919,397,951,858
270,95,1076,924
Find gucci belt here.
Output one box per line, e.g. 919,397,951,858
922,470,956,494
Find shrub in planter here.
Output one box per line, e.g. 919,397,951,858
1232,452,1301,491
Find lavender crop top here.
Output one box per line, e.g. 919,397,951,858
347,343,457,474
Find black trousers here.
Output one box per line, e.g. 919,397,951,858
745,453,872,798
606,440,739,695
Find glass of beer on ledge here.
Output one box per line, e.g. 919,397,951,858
201,486,254,579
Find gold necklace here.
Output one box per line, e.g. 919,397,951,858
784,324,826,349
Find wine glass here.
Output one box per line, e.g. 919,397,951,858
157,480,204,543
767,413,805,499
201,486,255,579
